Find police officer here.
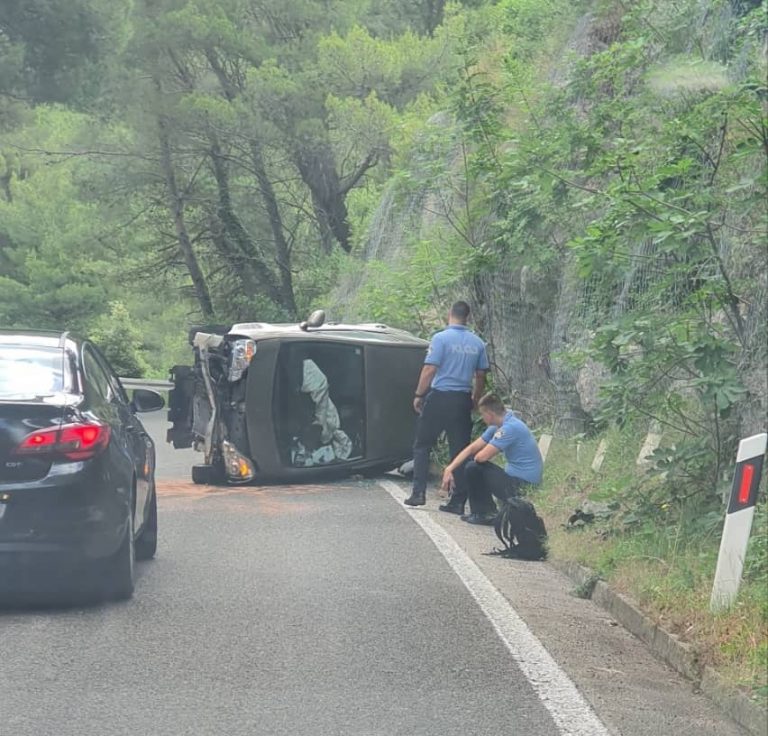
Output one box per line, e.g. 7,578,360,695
440,393,543,524
404,301,489,509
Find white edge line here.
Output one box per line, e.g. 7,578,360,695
379,479,612,736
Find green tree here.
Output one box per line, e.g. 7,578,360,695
0,0,131,105
91,301,150,378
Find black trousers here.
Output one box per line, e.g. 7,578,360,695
463,460,528,514
412,390,473,502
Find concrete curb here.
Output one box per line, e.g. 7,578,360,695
700,667,768,736
550,559,768,736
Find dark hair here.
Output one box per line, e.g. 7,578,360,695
478,393,505,415
450,301,471,321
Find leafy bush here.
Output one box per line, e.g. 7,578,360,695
90,301,149,378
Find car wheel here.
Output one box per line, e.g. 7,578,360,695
135,487,158,561
192,463,220,485
106,508,135,601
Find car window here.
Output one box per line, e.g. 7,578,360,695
0,346,66,399
91,345,130,405
273,341,365,468
82,346,113,402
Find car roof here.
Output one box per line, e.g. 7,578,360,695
226,322,429,347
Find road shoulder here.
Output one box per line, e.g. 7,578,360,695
381,479,750,736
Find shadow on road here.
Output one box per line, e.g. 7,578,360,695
0,560,153,613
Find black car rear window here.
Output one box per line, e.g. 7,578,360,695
0,346,66,399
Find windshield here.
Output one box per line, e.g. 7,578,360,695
0,345,66,399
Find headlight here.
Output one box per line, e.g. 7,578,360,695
221,440,255,483
228,339,256,382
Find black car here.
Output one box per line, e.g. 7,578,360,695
0,330,165,600
168,311,428,485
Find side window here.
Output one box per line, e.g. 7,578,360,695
82,347,112,402
65,351,80,394
91,345,130,405
273,342,365,467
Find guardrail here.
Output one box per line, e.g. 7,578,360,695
120,377,174,391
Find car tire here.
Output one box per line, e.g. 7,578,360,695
192,463,218,485
135,488,158,561
106,509,135,601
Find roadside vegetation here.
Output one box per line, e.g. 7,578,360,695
539,428,767,699
1,0,765,698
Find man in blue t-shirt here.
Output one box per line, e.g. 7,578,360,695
404,301,490,508
441,393,543,524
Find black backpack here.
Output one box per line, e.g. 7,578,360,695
492,497,548,560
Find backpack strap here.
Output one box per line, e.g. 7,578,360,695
494,501,514,551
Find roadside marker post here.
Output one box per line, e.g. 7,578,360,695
637,421,663,466
538,434,552,462
710,432,766,613
591,439,609,472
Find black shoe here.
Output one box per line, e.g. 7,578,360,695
460,513,496,526
439,502,465,515
404,491,426,507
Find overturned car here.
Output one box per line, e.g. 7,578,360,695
167,312,428,484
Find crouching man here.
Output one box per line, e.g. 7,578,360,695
441,393,543,525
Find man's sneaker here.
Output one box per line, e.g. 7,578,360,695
438,502,465,515
404,491,426,507
460,513,496,526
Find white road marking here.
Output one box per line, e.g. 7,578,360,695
380,479,613,736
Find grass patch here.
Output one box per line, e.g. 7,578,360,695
535,425,768,700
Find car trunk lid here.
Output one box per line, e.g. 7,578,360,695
0,401,70,483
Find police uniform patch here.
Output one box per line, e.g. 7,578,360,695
494,429,504,440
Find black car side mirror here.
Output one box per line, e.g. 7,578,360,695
131,388,165,413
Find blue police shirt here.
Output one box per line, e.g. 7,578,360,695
425,325,489,393
481,412,543,484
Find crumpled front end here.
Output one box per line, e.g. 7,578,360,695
168,331,257,484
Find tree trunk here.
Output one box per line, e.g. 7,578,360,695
0,171,12,203
250,141,297,316
157,116,215,319
209,137,284,307
204,48,297,314
424,0,446,36
296,145,353,254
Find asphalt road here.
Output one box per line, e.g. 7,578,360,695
1,413,564,736
0,413,749,736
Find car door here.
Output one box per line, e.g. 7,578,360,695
81,345,150,531
91,346,154,529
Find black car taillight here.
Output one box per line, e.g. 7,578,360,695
14,422,111,461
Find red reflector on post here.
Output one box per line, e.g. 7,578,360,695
738,464,755,506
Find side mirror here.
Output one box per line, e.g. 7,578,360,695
299,309,326,331
131,388,165,413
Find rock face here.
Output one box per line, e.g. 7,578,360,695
331,16,605,434
575,358,610,416
332,10,767,439
332,123,597,434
